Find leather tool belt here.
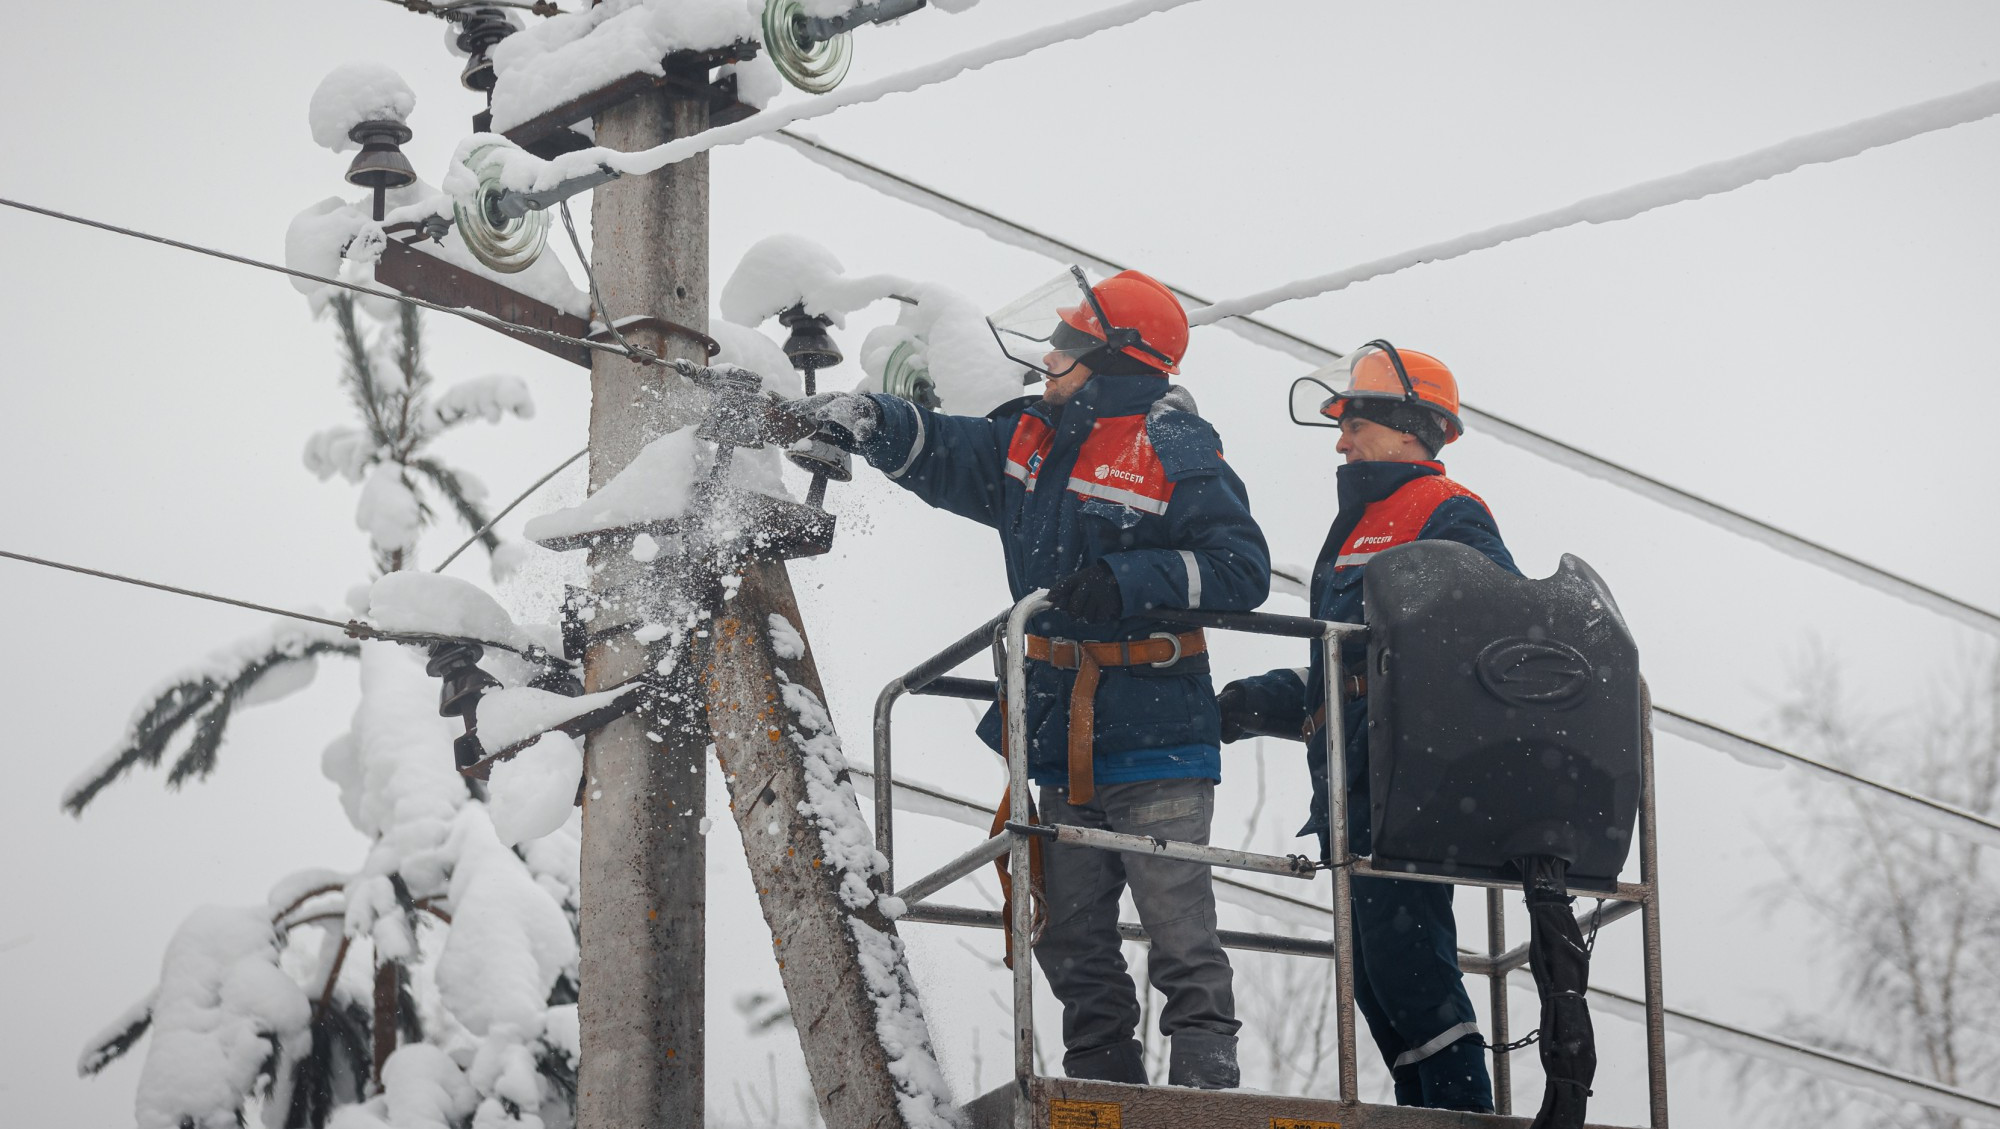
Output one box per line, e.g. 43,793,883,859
1299,673,1369,740
1025,629,1208,806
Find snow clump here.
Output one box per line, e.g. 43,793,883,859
851,918,961,1129
524,425,790,544
357,465,424,559
486,0,758,133
436,806,578,1036
721,234,1025,413
310,62,415,152
130,907,311,1129
487,731,585,848
767,612,806,660
476,685,630,756
368,571,559,656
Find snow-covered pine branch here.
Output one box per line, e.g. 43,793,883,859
62,623,358,815
73,62,590,1129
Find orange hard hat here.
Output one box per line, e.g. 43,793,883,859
1315,340,1463,443
1056,270,1189,376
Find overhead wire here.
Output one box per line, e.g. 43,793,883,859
0,547,368,637
761,130,2000,639
0,196,667,370
22,11,1983,1112
510,0,1210,186
1653,707,2000,852
1578,980,2000,1123
433,446,589,571
1189,76,2000,327
0,547,561,666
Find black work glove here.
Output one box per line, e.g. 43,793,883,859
779,391,882,452
1045,562,1124,623
1216,680,1257,744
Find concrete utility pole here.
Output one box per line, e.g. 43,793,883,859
576,70,712,1129
573,59,945,1129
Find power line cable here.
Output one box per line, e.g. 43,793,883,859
761,130,2000,639
6,185,1994,640
506,0,1208,183
434,446,588,571
1577,979,2000,1123
0,548,366,636
1189,77,2000,327
0,547,558,665
0,196,665,370
1653,707,2000,852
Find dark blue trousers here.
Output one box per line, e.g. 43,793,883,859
1349,873,1493,1111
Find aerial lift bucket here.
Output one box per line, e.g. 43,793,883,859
1363,541,1644,1129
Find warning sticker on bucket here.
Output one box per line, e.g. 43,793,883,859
1270,1119,1340,1129
1048,1099,1122,1128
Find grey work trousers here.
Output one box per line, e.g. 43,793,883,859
1033,778,1240,1065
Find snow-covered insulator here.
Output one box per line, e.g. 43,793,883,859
346,121,416,192
346,119,417,222
878,337,940,410
779,303,842,375
762,0,853,94
425,641,499,772
453,142,550,274
454,5,518,94
763,0,929,93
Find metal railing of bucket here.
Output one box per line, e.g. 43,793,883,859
871,591,1669,1128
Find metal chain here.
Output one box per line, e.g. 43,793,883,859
0,196,667,370
1487,1029,1542,1055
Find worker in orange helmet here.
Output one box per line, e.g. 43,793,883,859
788,266,1270,1090
1217,342,1518,1112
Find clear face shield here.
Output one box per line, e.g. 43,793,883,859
1286,340,1418,427
987,266,1108,380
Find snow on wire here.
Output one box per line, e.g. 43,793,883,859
1187,78,2000,326
464,0,1211,194
760,129,2000,640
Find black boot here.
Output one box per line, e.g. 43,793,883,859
1064,1039,1147,1085
1167,1031,1239,1090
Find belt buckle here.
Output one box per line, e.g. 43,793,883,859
1146,631,1183,668
1046,636,1076,668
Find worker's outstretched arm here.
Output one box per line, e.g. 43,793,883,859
852,394,1017,529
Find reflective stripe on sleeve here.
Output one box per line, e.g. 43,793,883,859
1334,551,1378,567
1178,549,1201,607
887,399,925,480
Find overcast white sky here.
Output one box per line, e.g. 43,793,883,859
3,1,1998,1125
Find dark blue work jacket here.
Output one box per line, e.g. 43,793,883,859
1232,460,1517,852
857,375,1271,783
